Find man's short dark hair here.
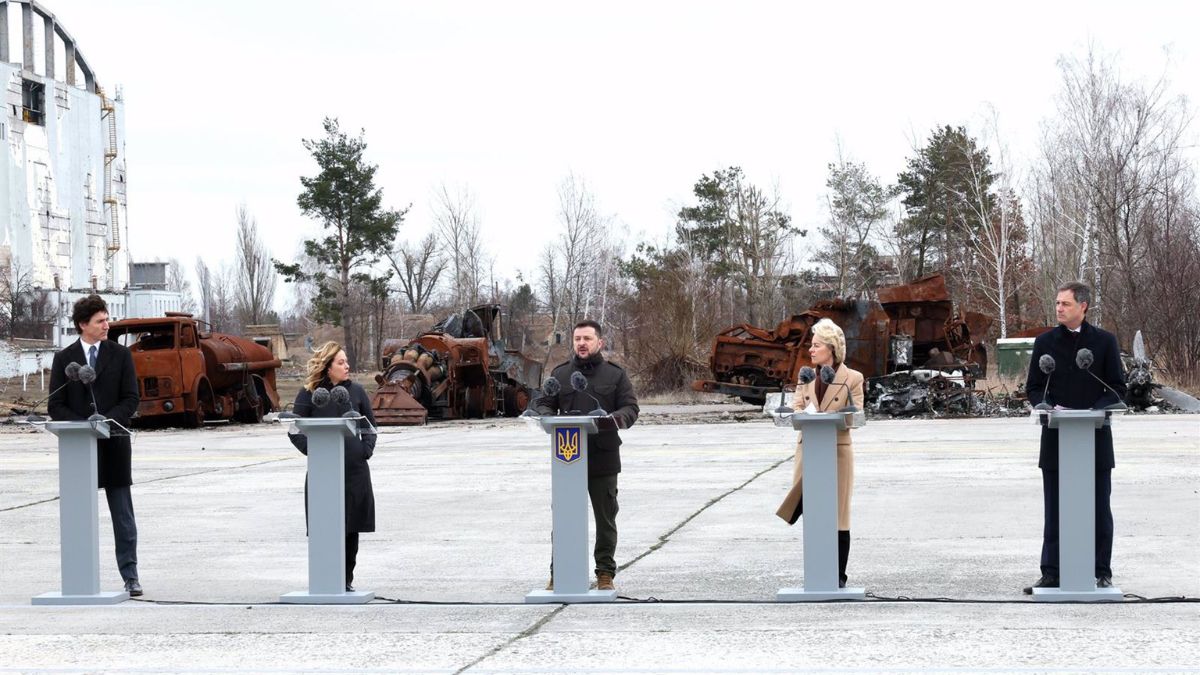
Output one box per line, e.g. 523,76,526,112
1056,281,1091,309
573,319,603,338
72,294,108,331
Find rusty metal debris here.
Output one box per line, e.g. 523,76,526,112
1123,330,1200,412
371,304,543,425
693,274,992,415
109,313,282,427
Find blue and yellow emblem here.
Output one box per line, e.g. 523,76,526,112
554,426,582,464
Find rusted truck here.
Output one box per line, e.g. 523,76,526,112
371,304,542,425
693,274,992,413
109,312,282,427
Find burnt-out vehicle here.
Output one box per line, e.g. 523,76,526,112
693,274,993,414
109,312,282,427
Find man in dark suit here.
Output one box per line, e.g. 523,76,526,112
1023,281,1126,594
534,319,639,592
48,294,142,596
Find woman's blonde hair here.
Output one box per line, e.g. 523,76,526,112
811,318,846,365
304,341,343,392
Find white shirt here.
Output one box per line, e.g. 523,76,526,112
80,337,101,364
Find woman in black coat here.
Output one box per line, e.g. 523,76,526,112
288,341,377,592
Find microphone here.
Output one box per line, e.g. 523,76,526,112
330,384,376,434
820,365,859,412
23,362,84,423
1035,354,1056,411
77,365,105,422
798,366,816,385
311,387,330,407
1076,349,1128,411
542,377,561,397
570,371,608,416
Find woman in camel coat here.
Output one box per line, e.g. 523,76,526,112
775,318,865,588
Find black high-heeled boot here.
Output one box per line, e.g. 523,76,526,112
837,530,850,588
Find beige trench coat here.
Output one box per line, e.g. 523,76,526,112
775,363,865,530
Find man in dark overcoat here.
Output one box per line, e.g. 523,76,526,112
1023,281,1126,594
534,319,639,591
48,294,142,595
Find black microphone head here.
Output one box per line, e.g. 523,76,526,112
331,386,350,406
798,366,815,385
65,362,81,381
820,365,836,384
78,365,96,385
1038,354,1056,374
1076,348,1094,370
311,387,330,407
570,371,589,392
542,377,561,397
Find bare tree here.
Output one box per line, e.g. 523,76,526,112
1031,46,1194,328
432,184,486,308
950,111,1033,337
167,258,197,315
195,258,212,324
209,264,237,334
234,204,278,327
0,258,42,339
387,231,446,314
818,152,893,296
1030,45,1200,381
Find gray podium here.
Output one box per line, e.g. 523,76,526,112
33,420,129,605
281,417,374,604
1033,408,1123,602
525,416,617,603
777,411,866,602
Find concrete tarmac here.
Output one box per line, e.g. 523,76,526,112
0,412,1197,673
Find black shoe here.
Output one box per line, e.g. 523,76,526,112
1022,575,1058,595
345,583,355,593
124,578,143,597
838,578,846,589
1097,576,1112,588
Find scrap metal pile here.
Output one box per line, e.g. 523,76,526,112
693,274,993,416
371,304,543,425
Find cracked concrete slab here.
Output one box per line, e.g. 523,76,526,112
0,412,1196,672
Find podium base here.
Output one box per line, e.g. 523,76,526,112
776,587,866,602
32,591,129,606
280,590,375,604
1033,586,1123,602
525,589,617,604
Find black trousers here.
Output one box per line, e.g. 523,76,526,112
1040,468,1113,578
346,533,359,585
588,474,619,577
104,485,138,581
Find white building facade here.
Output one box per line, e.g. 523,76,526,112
1,0,179,361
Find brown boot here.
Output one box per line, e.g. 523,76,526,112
596,573,615,591
545,578,554,591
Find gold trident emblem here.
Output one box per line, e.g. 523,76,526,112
556,428,580,463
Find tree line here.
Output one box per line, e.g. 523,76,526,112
259,47,1198,389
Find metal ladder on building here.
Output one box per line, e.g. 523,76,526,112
99,86,120,253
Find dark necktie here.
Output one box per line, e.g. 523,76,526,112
88,345,97,369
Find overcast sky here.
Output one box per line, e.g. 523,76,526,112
36,1,1200,307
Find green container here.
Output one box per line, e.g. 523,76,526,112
996,338,1036,378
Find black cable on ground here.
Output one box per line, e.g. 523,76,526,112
125,593,1198,607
